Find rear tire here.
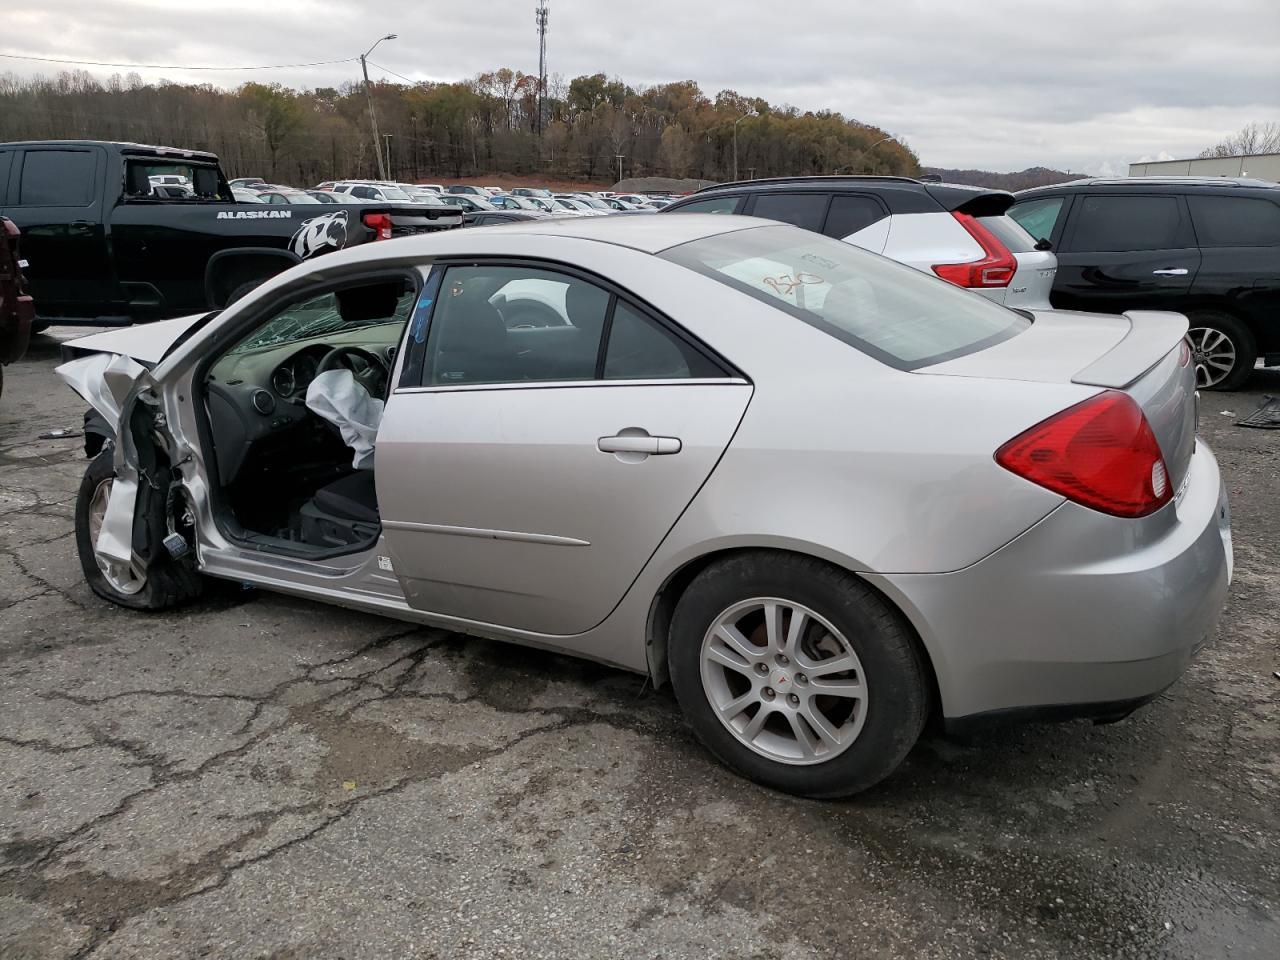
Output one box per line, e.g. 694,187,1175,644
74,447,202,610
668,551,928,798
1187,311,1256,391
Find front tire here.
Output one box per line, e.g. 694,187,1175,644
668,552,928,798
74,448,201,610
1187,312,1256,391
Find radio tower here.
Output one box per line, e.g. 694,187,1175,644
535,0,549,135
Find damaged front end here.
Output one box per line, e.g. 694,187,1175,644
56,352,200,601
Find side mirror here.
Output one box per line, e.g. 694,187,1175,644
1034,238,1053,252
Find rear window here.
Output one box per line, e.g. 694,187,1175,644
976,214,1040,253
1188,195,1280,247
661,224,1028,370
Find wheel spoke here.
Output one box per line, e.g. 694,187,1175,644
1206,357,1234,371
786,712,817,758
706,645,755,676
713,623,759,663
763,601,784,653
800,701,843,748
806,653,858,678
810,677,865,699
783,607,808,656
1202,329,1225,352
718,691,756,722
741,706,771,741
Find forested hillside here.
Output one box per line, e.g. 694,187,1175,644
0,69,919,185
923,166,1084,190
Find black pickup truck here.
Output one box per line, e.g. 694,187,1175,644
0,140,461,329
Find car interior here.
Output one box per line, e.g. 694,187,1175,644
202,277,415,555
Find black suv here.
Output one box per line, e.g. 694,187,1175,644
1010,177,1280,390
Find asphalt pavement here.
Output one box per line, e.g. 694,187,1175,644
1,328,1276,959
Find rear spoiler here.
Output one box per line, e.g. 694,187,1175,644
923,183,1014,217
1073,311,1189,388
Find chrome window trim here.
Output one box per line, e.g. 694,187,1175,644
392,377,750,395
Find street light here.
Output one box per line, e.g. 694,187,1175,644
733,110,755,182
360,34,397,180
852,135,894,173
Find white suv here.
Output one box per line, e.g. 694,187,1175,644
663,177,1057,310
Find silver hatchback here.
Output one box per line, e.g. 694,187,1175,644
58,215,1231,797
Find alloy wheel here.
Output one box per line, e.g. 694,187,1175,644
87,478,146,595
1187,326,1237,389
699,598,868,765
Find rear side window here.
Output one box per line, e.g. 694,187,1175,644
604,302,723,380
662,224,1028,370
822,195,886,239
17,150,96,206
671,195,743,215
1008,197,1065,243
0,151,11,204
1067,195,1184,252
750,193,830,232
1188,196,1280,247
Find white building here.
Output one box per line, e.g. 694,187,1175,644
1129,153,1280,181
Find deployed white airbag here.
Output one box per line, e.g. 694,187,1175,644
305,369,383,469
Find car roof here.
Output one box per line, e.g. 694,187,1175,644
0,140,220,162
382,212,771,256
1016,176,1280,198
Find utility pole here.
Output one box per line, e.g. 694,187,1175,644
733,110,754,181
535,1,549,136
360,34,397,181
384,134,393,179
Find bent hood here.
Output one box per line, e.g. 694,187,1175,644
61,312,210,367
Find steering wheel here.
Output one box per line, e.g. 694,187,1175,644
316,346,390,399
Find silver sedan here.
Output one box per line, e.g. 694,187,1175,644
57,215,1232,797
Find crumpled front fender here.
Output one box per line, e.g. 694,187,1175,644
55,353,152,566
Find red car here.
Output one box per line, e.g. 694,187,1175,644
0,216,34,398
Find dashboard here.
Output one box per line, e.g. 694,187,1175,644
204,322,403,484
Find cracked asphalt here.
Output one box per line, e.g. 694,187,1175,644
1,329,1277,960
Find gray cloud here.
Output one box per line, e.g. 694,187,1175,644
2,0,1277,172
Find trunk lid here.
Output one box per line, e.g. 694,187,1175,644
922,309,1196,492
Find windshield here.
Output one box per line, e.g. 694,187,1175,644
661,224,1028,370
230,293,405,354
381,186,413,201
581,198,611,209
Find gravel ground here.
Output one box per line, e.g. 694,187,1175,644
1,328,1276,960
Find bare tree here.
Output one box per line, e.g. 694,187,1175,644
1199,121,1280,158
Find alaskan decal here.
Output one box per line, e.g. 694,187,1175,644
216,210,294,219
290,210,350,259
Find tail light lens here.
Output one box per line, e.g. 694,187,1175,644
362,212,393,241
932,212,1017,288
995,391,1172,518
1178,338,1192,367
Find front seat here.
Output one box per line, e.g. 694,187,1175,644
312,471,378,523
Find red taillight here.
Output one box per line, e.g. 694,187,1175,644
995,391,1172,518
362,212,393,241
932,212,1016,288
1178,338,1192,367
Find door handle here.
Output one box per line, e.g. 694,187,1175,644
598,434,682,455
1152,268,1188,276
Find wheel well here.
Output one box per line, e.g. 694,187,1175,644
204,248,301,309
644,547,943,722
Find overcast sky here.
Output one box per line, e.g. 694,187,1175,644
4,0,1278,174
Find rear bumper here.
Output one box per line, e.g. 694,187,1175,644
869,440,1232,721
